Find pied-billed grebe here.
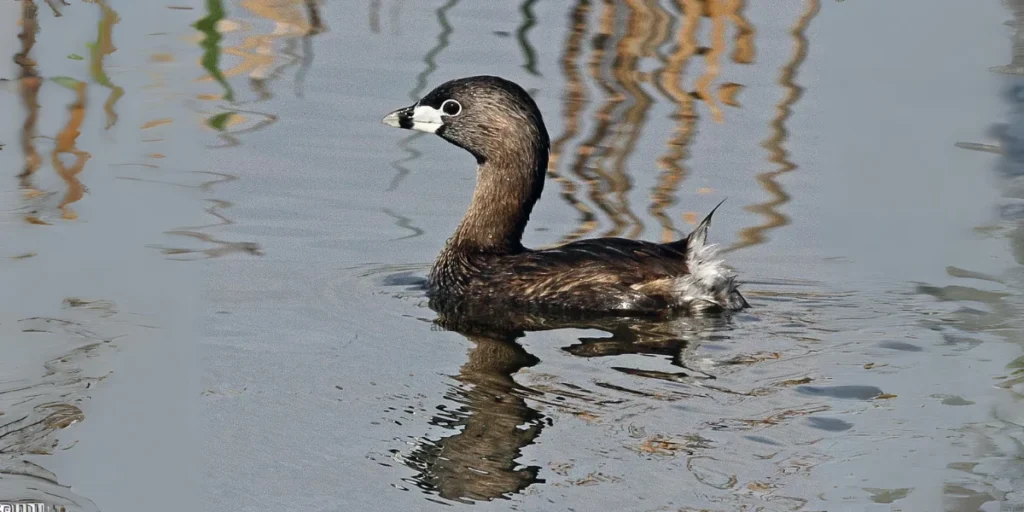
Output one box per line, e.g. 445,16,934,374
382,75,748,315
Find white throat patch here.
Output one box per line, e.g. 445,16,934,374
410,105,444,133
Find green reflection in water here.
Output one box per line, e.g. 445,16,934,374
194,0,235,102
517,0,540,76
411,0,459,101
51,76,84,90
208,111,234,131
388,0,459,192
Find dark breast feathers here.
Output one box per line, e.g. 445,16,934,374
428,238,692,315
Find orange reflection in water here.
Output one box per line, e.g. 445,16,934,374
16,0,43,192
52,81,91,220
549,0,758,245
727,0,819,252
650,0,702,242
91,0,124,130
12,0,125,223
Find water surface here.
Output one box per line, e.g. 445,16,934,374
2,0,1023,511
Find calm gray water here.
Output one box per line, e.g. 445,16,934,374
2,0,1023,511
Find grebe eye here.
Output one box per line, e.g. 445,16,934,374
441,99,462,116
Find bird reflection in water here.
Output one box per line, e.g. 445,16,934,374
397,297,730,503
399,309,544,504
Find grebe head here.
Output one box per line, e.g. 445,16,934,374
382,75,549,165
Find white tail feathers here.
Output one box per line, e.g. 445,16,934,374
672,200,748,313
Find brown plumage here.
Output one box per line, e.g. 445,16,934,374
382,75,747,316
